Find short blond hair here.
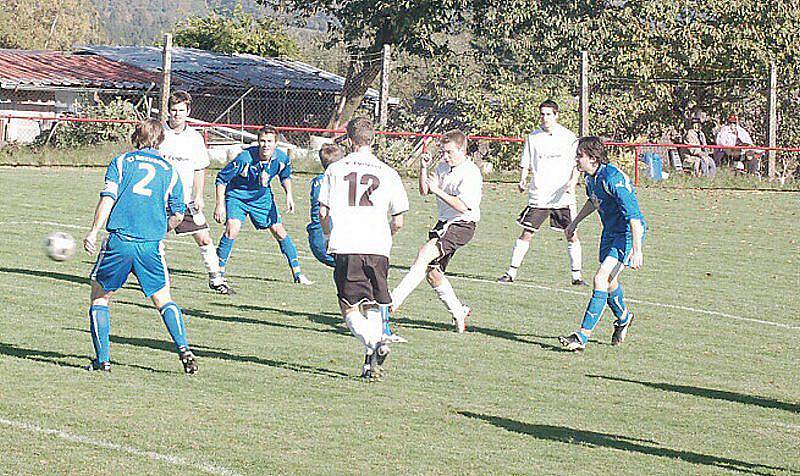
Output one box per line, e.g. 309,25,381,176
441,129,467,149
132,119,165,149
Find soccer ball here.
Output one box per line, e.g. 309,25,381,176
44,232,76,261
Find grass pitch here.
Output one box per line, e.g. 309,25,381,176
0,166,798,475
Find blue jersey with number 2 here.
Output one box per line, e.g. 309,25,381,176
101,148,185,242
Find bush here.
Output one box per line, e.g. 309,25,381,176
34,98,136,149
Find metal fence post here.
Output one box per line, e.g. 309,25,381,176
160,33,172,122
634,145,640,186
378,44,391,129
579,50,589,136
767,62,777,179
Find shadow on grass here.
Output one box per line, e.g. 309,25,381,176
587,374,800,414
390,315,570,352
67,328,349,379
0,341,170,374
220,303,347,335
458,411,789,476
0,266,89,286
168,267,283,285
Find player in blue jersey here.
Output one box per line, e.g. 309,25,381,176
559,136,646,352
213,126,312,284
83,119,198,374
307,143,343,268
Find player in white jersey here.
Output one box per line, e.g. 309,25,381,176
318,117,409,380
498,99,585,286
160,91,233,295
390,130,482,333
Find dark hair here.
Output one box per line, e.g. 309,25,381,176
539,99,559,114
168,90,192,109
131,119,164,149
319,144,344,169
576,136,609,164
258,125,280,139
441,129,467,149
346,117,374,147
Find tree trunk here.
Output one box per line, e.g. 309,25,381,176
327,58,382,130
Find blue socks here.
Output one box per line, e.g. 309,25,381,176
278,236,301,279
607,285,630,325
380,304,392,336
159,302,189,352
89,305,111,363
217,235,234,269
579,290,609,341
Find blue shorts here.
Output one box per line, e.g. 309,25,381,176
226,197,280,230
599,227,647,265
306,225,334,268
89,233,168,297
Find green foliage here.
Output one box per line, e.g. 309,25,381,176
172,7,299,57
469,0,800,147
34,98,136,149
0,0,103,49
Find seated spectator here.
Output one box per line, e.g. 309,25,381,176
683,118,716,178
715,113,759,173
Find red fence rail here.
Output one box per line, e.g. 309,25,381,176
2,114,799,185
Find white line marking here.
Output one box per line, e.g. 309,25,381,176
5,220,799,331
0,417,241,476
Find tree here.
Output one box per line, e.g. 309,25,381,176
0,0,102,50
469,0,800,147
172,7,300,58
258,0,471,129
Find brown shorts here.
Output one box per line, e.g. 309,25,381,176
516,205,574,231
333,254,391,307
428,220,476,272
174,202,210,236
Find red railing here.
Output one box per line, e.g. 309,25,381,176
2,114,798,185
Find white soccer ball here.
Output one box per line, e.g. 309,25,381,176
44,232,76,262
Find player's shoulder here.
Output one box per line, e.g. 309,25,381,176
555,123,577,139
274,147,290,162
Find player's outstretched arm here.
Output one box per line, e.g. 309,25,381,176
84,196,114,254
565,199,596,240
629,219,644,269
419,153,432,195
319,204,332,236
192,168,206,211
517,166,529,193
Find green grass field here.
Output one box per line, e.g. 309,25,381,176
0,166,798,475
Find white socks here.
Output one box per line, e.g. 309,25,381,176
433,277,464,319
506,238,530,279
568,241,583,280
345,310,381,352
199,244,222,281
391,264,427,310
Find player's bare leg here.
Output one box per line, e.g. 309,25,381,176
269,223,311,285
566,231,586,285
151,286,197,374
391,238,441,311
499,229,534,283
426,267,469,333
194,229,234,295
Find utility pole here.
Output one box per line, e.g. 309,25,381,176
378,44,391,129
160,33,173,122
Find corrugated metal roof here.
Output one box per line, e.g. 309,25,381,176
81,45,378,100
0,49,159,90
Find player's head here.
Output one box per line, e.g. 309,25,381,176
346,117,374,148
691,117,702,131
539,99,559,131
318,144,344,169
727,113,738,125
257,125,279,161
132,118,165,150
440,129,468,166
575,136,608,173
167,90,192,128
